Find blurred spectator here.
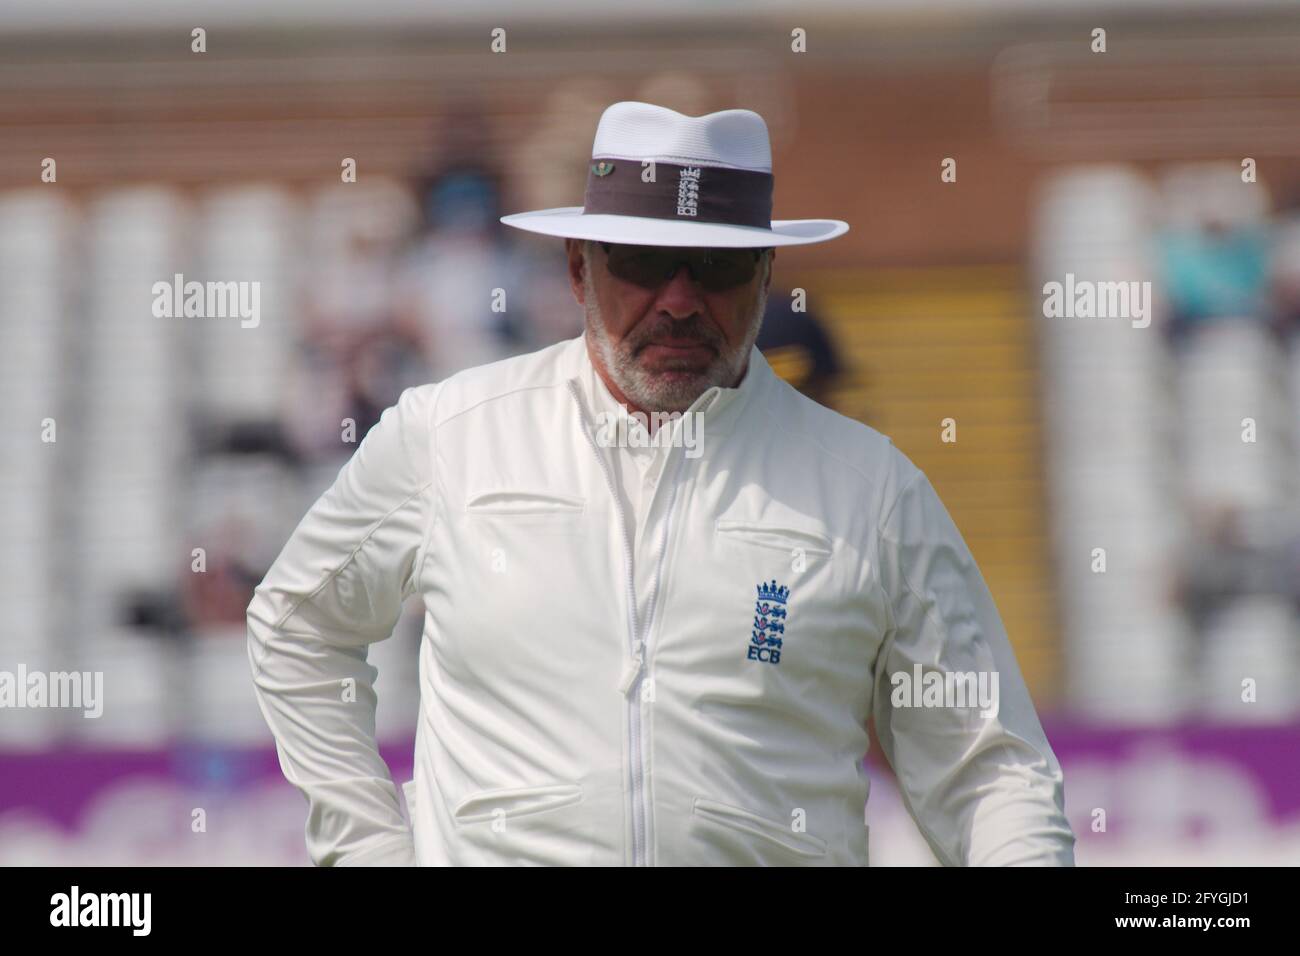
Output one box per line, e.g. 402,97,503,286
396,166,539,380
1157,165,1273,346
1175,502,1300,630
179,514,266,630
1269,188,1300,341
288,182,424,464
1158,218,1272,345
756,287,845,407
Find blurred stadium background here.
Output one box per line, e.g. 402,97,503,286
2,0,1300,865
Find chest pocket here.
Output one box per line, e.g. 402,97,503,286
464,489,586,532
714,519,832,560
440,487,598,680
466,490,585,515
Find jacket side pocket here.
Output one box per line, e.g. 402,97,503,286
452,783,585,826
692,797,828,859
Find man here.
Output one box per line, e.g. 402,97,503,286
248,101,1076,866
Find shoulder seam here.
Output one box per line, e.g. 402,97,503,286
872,454,926,639
878,463,926,535
413,381,443,597
432,379,571,428
763,413,881,488
273,385,438,631
273,478,436,632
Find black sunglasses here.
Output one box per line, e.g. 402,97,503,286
598,241,769,292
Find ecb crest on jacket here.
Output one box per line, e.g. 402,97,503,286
748,580,789,665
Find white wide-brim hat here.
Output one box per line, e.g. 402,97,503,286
500,101,849,248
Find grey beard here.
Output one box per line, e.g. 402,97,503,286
582,259,768,414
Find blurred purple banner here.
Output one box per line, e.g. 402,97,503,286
3,723,1297,865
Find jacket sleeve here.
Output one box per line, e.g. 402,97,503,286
870,450,1076,866
247,384,438,867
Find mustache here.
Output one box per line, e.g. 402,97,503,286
627,316,724,354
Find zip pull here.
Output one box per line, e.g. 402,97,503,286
618,639,645,696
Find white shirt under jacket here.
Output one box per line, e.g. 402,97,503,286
247,332,1077,867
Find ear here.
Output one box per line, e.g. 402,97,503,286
763,248,775,294
565,238,588,305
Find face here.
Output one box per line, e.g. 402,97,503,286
567,239,774,414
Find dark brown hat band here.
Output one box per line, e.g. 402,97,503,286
582,157,773,229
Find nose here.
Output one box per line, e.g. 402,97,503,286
654,261,708,319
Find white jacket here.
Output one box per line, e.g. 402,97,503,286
247,334,1076,866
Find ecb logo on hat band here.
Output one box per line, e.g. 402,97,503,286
749,580,789,665
676,166,701,218
580,155,773,229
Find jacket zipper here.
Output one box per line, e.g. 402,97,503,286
568,381,648,866
629,465,682,865
568,380,684,867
